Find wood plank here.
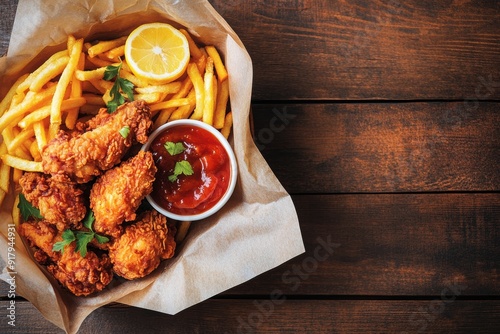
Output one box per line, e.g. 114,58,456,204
1,299,499,333
224,193,500,296
2,194,498,298
210,0,500,100
2,1,498,101
252,102,500,193
0,0,16,57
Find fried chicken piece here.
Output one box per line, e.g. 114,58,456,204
109,210,176,280
41,100,152,183
18,219,61,264
90,150,156,238
47,243,113,296
18,220,113,296
19,172,86,231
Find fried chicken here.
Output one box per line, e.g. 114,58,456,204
90,150,156,238
47,243,113,296
109,210,176,280
18,220,113,296
19,172,86,231
18,219,61,264
41,100,152,183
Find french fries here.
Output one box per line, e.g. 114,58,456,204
0,27,233,227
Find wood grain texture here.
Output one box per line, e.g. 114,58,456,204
252,102,500,193
2,1,498,100
1,299,500,334
0,0,16,56
2,193,498,298
224,193,500,296
209,0,500,100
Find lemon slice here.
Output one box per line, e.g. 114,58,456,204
124,23,190,84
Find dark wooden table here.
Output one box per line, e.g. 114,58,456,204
1,0,499,333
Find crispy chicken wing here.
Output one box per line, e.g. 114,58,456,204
41,100,152,183
109,210,176,280
19,172,86,231
90,150,156,238
47,243,113,296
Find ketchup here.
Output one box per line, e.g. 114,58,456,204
149,125,231,216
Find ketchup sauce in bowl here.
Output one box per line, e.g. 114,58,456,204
142,119,237,221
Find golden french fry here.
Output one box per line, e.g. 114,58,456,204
48,123,60,141
12,168,23,185
187,63,205,120
86,54,113,68
87,36,127,58
134,82,182,95
82,94,106,106
133,93,163,104
33,121,48,152
0,143,10,193
1,126,15,151
66,51,86,129
0,74,29,117
175,221,191,242
172,77,194,100
213,79,230,129
103,45,125,60
180,29,203,60
67,35,76,52
149,98,190,113
18,97,86,129
1,154,43,172
51,37,83,126
29,140,42,161
196,53,207,74
29,56,69,92
9,92,25,110
7,128,35,154
81,80,102,94
0,84,57,134
202,58,215,126
221,111,233,139
170,88,196,121
88,79,113,94
97,52,120,64
206,46,228,82
120,68,149,88
153,108,176,130
16,50,68,94
75,66,107,82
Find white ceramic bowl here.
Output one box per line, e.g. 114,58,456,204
142,119,238,221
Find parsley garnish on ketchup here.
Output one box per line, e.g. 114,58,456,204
149,124,231,216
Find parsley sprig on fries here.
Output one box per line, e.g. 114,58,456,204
103,63,135,113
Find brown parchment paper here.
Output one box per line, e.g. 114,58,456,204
0,1,305,333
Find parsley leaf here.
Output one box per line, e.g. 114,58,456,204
175,160,194,176
82,211,95,230
18,193,43,221
164,141,186,155
104,63,135,113
119,125,130,138
52,211,109,257
169,160,194,182
75,232,94,258
52,229,75,253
